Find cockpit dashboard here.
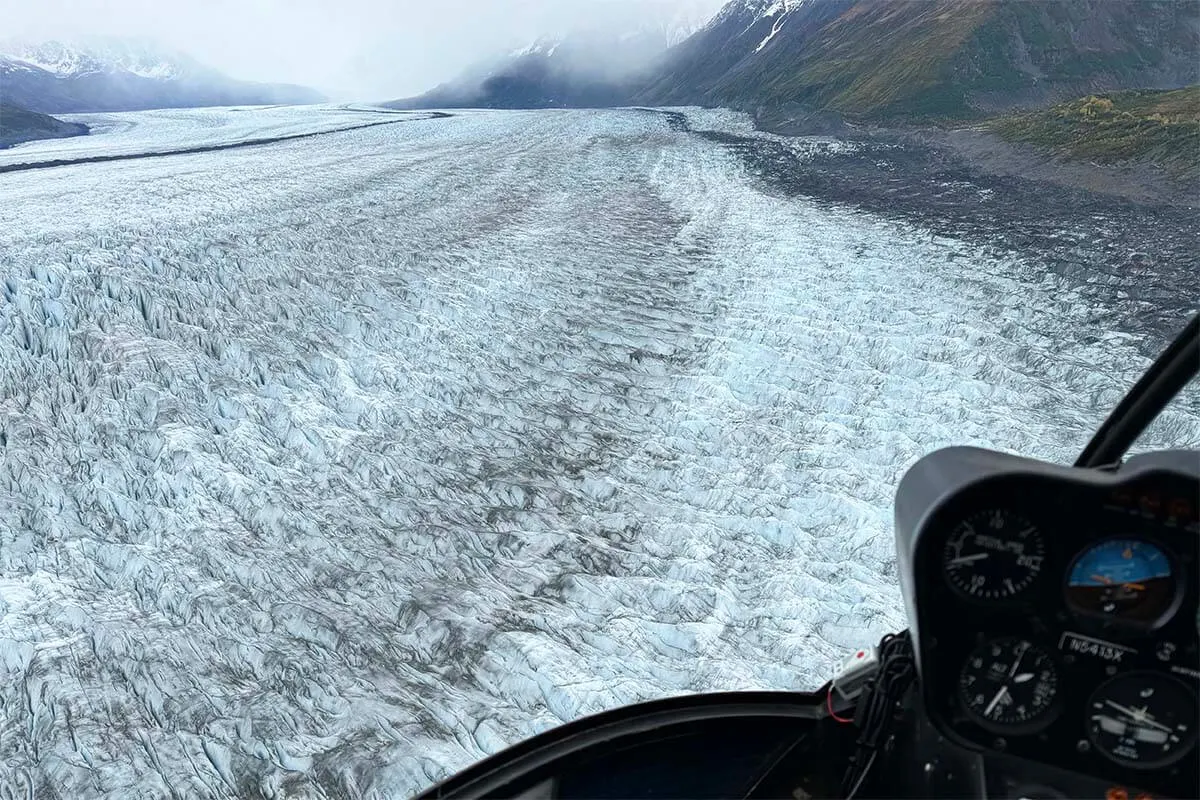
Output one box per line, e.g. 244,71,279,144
896,448,1199,799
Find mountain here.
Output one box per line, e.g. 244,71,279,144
0,37,325,113
0,103,88,149
391,13,713,110
637,0,1200,120
390,34,655,109
399,0,1198,118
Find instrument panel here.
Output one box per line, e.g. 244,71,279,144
895,448,1199,799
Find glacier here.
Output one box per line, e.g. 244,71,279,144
0,105,1196,798
0,105,433,169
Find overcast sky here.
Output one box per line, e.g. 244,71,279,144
2,0,727,100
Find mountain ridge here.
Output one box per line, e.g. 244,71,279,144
0,103,88,149
389,13,713,110
0,37,325,113
398,0,1198,127
637,0,1199,120
0,36,207,81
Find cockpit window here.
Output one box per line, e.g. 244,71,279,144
1129,380,1200,456
2,1,1198,796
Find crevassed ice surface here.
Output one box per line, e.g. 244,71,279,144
0,107,1196,798
0,104,428,168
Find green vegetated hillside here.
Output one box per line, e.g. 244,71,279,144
989,87,1200,177
745,0,1000,118
639,0,1199,122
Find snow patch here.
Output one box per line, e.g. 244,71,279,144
755,0,805,51
0,36,201,80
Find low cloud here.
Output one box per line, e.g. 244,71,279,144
1,0,726,100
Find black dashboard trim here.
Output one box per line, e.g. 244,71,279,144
895,447,1199,799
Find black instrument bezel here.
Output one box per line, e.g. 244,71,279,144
1085,670,1200,770
940,508,1047,604
1062,535,1185,633
956,637,1065,735
895,448,1199,798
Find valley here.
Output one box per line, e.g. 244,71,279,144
2,2,1198,796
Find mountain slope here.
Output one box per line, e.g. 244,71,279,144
393,18,711,110
2,38,199,80
637,0,852,106
390,37,646,109
0,104,88,149
637,0,1200,120
0,37,324,113
989,87,1200,177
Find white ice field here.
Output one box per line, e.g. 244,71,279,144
0,104,1196,798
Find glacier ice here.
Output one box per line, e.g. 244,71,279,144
0,104,432,169
0,105,1195,798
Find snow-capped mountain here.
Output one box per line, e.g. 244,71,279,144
708,0,806,28
636,0,1200,120
0,36,207,81
504,5,710,58
400,0,1197,121
649,3,720,47
392,9,715,110
0,36,324,113
633,0,846,109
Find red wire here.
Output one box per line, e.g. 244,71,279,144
827,685,855,724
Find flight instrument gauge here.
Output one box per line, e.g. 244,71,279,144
1087,672,1197,768
1065,539,1177,626
943,509,1045,600
959,638,1059,731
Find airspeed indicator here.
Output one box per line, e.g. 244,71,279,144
944,509,1045,601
